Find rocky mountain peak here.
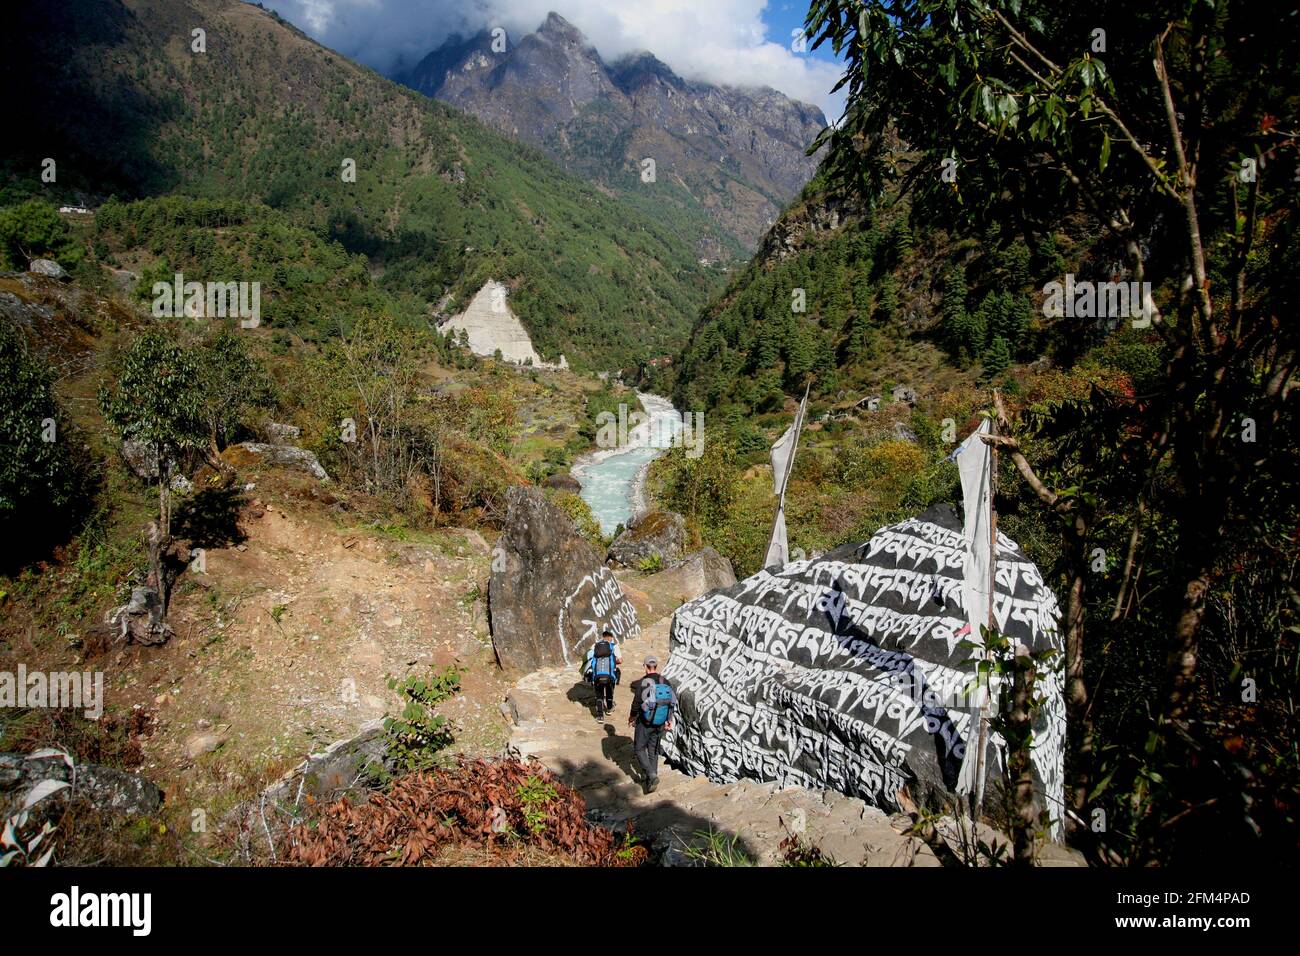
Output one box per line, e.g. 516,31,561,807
609,51,685,95
536,11,587,45
394,15,825,255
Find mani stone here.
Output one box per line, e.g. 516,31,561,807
489,485,640,675
607,510,686,568
661,504,1067,840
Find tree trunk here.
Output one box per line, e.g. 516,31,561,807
1164,565,1211,721
1063,516,1094,829
156,473,173,615
1009,649,1038,866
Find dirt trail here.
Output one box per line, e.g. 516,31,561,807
110,483,511,810
506,616,949,866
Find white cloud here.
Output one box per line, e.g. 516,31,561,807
257,0,845,120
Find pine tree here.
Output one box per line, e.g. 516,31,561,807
980,335,1012,383
940,265,977,358
886,219,914,267
842,308,876,362
825,271,852,329
783,322,815,388
875,275,899,320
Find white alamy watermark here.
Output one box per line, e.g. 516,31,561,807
595,403,704,458
1042,273,1154,327
152,272,261,328
0,665,103,719
50,886,151,936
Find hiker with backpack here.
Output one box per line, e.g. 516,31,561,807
583,629,622,718
628,657,677,794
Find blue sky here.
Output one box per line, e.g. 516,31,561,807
764,2,844,70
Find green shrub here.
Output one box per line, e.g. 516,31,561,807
0,321,90,563
0,200,82,270
515,775,559,836
547,490,604,548
381,666,460,775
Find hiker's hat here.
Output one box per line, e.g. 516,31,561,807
644,656,659,668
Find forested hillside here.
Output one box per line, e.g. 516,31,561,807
0,0,720,369
652,0,1300,866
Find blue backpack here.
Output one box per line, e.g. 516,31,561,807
641,677,674,727
590,641,616,681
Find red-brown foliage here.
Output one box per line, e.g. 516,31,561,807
284,757,646,867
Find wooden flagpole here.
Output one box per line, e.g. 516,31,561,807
765,383,810,569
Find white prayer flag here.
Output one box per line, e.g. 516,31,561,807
770,423,798,498
958,418,994,649
763,388,808,569
954,418,994,798
764,504,788,570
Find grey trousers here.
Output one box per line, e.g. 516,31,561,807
633,721,663,781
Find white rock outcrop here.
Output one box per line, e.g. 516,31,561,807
439,280,567,369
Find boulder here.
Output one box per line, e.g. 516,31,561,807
489,486,640,675
624,547,737,626
264,422,301,442
108,267,139,292
27,258,67,280
608,510,686,568
235,442,329,481
665,547,735,594
648,548,735,603
261,721,387,806
661,504,1066,838
541,472,582,493
0,752,163,822
890,421,918,443
121,438,159,480
184,732,227,759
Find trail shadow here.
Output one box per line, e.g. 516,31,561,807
599,724,638,780
173,485,248,549
547,755,761,866
566,678,620,721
